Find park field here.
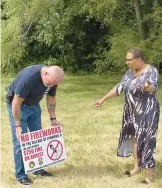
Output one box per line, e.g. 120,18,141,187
1,75,162,188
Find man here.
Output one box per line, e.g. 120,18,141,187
6,65,64,186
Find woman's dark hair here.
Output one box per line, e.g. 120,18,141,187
127,48,144,61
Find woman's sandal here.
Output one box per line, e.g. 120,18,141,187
124,171,131,177
124,168,141,177
141,177,153,184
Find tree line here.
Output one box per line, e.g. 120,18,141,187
1,0,162,74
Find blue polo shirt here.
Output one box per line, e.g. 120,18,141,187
9,65,57,105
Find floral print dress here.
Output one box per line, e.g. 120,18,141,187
116,66,160,168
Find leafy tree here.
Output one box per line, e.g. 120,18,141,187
1,0,162,74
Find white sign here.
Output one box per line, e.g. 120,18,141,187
20,126,66,174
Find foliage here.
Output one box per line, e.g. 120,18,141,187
94,25,141,74
1,0,162,74
143,3,162,66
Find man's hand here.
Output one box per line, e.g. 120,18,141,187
16,127,22,141
95,99,104,108
51,119,62,127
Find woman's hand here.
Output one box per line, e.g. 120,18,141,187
95,99,104,108
139,80,155,94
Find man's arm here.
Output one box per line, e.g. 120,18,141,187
12,94,25,140
46,95,56,119
46,95,61,126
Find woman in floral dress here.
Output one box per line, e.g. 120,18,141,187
95,48,160,184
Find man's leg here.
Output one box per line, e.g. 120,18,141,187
27,104,42,132
27,104,52,177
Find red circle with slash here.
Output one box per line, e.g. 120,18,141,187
47,140,63,160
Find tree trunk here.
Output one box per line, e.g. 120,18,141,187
133,0,146,39
143,0,153,39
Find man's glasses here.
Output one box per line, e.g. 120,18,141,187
125,56,139,62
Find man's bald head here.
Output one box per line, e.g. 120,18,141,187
47,66,64,82
41,66,64,87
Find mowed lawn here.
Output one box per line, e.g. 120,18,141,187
1,75,162,188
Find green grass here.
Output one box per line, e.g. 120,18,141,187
1,75,162,188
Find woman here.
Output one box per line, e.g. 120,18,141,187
95,48,160,184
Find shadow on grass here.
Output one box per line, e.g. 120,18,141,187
46,159,162,181
50,163,127,179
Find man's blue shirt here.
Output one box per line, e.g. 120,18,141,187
9,65,57,105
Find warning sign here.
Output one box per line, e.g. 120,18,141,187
47,140,63,160
20,126,66,174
